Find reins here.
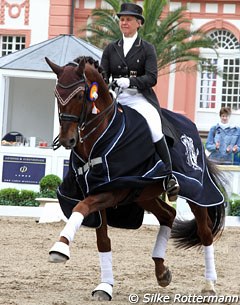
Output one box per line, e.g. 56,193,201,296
52,98,116,150
78,101,116,143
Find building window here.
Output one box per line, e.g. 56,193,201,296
198,30,240,111
208,29,239,49
222,58,240,110
0,35,26,56
199,58,218,109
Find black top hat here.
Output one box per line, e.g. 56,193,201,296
117,3,145,24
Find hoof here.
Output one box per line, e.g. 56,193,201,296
49,241,70,263
48,252,68,263
156,267,172,287
92,290,111,301
92,283,112,301
201,280,216,296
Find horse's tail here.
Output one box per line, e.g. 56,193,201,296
171,158,228,249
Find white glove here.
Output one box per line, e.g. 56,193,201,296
116,77,130,89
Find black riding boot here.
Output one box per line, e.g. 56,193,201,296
155,136,180,201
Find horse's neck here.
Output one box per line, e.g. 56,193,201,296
75,142,92,161
85,64,112,112
75,102,114,160
77,68,114,159
95,87,113,112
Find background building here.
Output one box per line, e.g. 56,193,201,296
1,0,240,134
0,0,239,191
73,0,240,132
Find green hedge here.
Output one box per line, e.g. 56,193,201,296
0,174,62,206
229,193,240,216
0,188,38,206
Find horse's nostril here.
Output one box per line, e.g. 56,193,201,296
59,136,76,148
69,138,76,146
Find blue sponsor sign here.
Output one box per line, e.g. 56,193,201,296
63,159,69,178
2,155,46,184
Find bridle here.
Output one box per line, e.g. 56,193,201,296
52,66,116,150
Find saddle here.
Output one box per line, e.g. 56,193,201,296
161,108,181,147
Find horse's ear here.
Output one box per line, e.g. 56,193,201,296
45,57,63,76
76,57,86,76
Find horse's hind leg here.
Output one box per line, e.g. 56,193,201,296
188,201,217,295
139,197,176,287
92,209,113,301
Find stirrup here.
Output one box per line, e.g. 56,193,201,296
164,175,180,202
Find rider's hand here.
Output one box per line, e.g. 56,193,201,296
116,78,130,89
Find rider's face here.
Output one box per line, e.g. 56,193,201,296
119,16,141,37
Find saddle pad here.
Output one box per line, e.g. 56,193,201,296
161,108,224,207
71,105,170,195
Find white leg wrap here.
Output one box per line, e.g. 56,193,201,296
152,225,171,259
204,245,217,281
99,251,114,286
60,212,84,242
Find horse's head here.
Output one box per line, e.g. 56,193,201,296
46,56,112,151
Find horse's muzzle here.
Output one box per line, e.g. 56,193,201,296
59,135,78,149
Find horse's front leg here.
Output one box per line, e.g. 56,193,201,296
188,202,217,296
138,197,176,287
92,209,113,301
48,192,118,263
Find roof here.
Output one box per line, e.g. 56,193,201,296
0,34,103,72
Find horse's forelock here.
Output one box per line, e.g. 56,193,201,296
58,65,82,86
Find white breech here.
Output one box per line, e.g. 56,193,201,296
117,90,163,142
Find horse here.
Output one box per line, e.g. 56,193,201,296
45,56,227,301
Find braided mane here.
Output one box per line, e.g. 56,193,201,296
74,56,108,83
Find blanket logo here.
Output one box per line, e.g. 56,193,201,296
181,134,202,171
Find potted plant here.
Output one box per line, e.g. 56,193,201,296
36,174,62,206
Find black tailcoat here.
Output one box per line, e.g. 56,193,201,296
101,35,160,109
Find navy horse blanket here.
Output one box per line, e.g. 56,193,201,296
57,105,224,229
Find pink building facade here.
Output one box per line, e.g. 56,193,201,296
0,0,240,131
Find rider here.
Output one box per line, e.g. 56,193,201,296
101,3,179,201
